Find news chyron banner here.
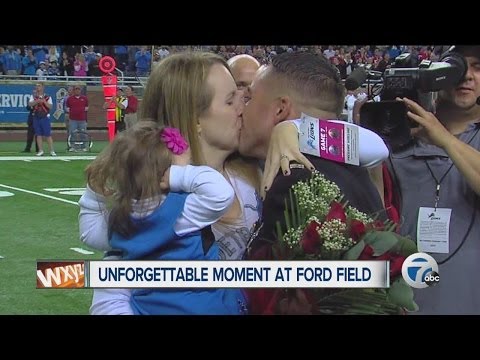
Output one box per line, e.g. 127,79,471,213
36,260,389,289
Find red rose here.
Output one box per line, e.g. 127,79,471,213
358,244,374,260
350,219,366,242
326,202,347,222
376,251,393,261
246,288,280,315
300,221,322,254
389,255,406,278
246,242,273,260
371,220,385,231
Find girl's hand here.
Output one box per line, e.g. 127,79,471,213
171,146,191,166
160,168,170,191
161,147,191,191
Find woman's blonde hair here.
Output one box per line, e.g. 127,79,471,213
140,51,260,190
140,52,223,165
86,52,260,235
86,121,172,237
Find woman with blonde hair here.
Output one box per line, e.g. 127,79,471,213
79,52,261,314
85,121,246,314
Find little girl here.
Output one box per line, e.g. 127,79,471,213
84,121,246,315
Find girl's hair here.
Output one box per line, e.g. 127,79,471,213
86,121,172,238
140,51,260,191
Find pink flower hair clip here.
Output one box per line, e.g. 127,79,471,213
160,127,189,155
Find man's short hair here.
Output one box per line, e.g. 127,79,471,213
268,52,345,115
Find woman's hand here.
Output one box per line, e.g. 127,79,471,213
261,121,315,198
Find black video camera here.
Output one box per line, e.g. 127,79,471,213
356,47,467,150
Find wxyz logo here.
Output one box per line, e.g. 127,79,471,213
37,261,85,288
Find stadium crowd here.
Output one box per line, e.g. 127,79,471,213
0,45,442,80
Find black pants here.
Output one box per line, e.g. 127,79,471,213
25,114,38,152
115,120,126,133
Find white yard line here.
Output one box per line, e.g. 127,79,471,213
0,184,78,205
0,185,97,256
44,188,86,192
0,155,95,161
70,247,95,255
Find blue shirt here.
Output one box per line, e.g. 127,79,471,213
389,122,480,314
110,192,246,315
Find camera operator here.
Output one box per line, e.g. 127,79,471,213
388,46,480,314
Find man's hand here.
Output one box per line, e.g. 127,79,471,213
401,97,454,149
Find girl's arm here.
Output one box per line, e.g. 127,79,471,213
170,165,235,236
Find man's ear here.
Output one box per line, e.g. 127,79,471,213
273,96,292,124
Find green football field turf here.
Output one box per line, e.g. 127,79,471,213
0,140,109,156
0,142,109,314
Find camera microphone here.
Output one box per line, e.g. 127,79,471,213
345,66,367,91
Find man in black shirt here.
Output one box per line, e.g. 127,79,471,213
239,52,386,314
239,52,385,244
22,89,38,153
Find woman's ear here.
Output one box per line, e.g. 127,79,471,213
196,122,202,136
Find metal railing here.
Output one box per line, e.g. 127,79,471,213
0,73,147,90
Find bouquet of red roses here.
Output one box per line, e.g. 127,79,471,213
249,171,418,315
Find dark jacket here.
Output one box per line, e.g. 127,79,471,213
258,154,386,244
246,155,387,314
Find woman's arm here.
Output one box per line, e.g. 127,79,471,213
262,118,389,196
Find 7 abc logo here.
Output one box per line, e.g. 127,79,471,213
401,253,440,289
